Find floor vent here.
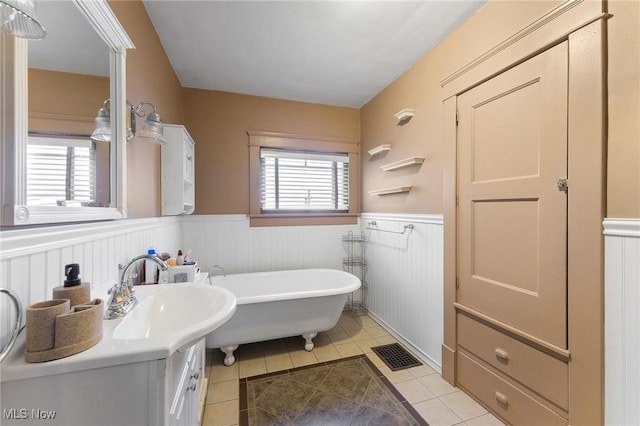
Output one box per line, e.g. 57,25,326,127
371,343,422,371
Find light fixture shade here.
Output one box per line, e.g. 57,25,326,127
136,112,166,145
90,102,111,142
0,0,46,39
90,115,111,142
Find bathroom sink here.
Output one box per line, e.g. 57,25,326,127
0,283,236,384
112,284,236,344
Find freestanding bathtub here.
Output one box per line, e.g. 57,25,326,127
206,268,361,366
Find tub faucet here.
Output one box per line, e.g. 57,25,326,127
208,264,226,285
104,254,169,320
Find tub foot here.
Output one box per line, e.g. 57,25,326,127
302,332,318,351
220,345,238,366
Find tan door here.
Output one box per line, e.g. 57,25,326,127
457,42,568,349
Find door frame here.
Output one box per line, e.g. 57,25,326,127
441,1,609,423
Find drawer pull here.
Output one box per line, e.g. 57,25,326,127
494,347,510,363
495,391,510,408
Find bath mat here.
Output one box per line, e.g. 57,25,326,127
371,343,422,371
239,355,428,426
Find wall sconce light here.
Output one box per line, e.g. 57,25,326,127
0,0,46,39
128,101,167,145
90,99,166,145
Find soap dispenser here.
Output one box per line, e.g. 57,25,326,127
52,263,91,307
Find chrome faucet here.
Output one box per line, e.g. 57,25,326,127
104,254,169,320
208,264,226,285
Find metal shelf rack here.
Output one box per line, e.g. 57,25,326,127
342,231,368,313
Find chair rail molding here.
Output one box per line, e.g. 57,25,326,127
604,217,640,426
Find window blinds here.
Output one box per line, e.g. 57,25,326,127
26,136,96,206
260,148,349,212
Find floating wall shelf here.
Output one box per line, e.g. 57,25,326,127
380,156,425,171
394,109,415,121
368,186,412,196
368,144,391,156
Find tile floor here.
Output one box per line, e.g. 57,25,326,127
201,312,505,426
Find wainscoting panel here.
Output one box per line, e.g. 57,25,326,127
0,217,182,349
605,218,640,426
181,215,361,276
361,213,444,372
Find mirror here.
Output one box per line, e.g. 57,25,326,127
0,0,134,226
27,1,111,209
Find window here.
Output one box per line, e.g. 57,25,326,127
26,136,97,206
248,131,360,227
260,149,349,213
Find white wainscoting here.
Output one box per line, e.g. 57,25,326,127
361,213,444,372
604,218,640,426
181,215,360,275
1,213,444,374
0,217,182,348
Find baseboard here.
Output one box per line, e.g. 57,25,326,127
367,311,442,374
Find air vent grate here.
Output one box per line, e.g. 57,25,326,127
371,343,422,371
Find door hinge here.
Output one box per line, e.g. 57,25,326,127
557,179,568,193
456,110,459,126
456,195,459,206
456,277,460,289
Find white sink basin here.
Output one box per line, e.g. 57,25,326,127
112,284,236,344
0,282,237,384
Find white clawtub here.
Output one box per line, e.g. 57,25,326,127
205,268,361,366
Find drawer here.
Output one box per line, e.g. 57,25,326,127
458,314,568,410
458,352,568,426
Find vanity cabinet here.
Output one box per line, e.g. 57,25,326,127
162,125,196,215
168,339,206,425
0,339,207,426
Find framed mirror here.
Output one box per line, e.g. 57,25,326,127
0,0,134,226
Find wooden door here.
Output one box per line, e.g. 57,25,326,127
457,42,568,349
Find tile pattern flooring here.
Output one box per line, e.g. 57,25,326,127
202,312,505,426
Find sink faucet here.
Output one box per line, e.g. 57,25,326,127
104,254,169,320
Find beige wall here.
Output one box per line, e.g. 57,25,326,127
28,0,638,219
28,69,112,206
607,0,640,218
109,0,184,218
28,68,109,135
361,1,561,214
361,0,640,219
182,89,360,214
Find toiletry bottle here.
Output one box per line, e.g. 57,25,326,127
145,248,158,284
176,250,184,266
52,263,91,307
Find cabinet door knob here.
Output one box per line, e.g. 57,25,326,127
190,372,200,380
187,156,193,161
186,382,197,392
494,347,509,362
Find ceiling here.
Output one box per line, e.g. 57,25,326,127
28,1,110,77
142,1,488,108
25,1,487,107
